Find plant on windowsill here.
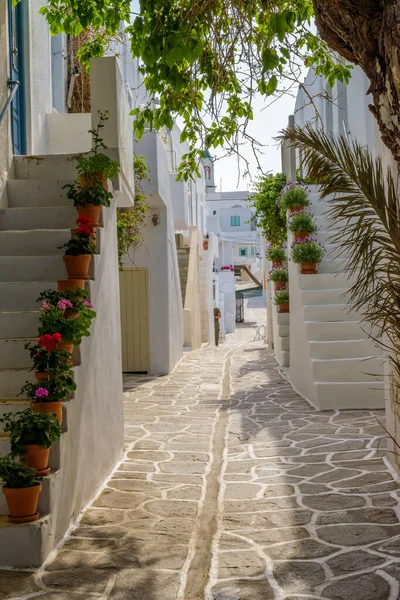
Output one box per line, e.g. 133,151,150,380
290,238,325,274
59,217,97,280
274,289,290,313
278,182,310,216
288,211,316,241
0,455,42,523
269,267,288,291
265,244,287,268
1,409,62,477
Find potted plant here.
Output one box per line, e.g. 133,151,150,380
39,298,95,351
1,409,62,476
203,235,209,251
25,337,76,382
288,211,316,240
291,238,325,274
279,182,310,215
0,456,41,523
59,218,97,280
20,370,76,425
71,216,97,243
274,289,290,313
265,244,287,268
269,267,288,290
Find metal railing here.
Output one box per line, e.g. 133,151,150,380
0,80,19,127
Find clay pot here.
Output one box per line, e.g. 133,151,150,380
301,262,317,274
58,341,74,354
293,231,310,241
78,173,108,191
271,260,283,268
21,445,51,476
288,205,306,216
274,281,287,291
35,372,49,383
203,241,209,251
63,254,92,280
57,279,86,293
76,205,102,227
31,401,63,425
3,483,42,523
64,310,79,319
277,303,290,313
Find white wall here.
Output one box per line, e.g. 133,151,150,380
0,0,12,208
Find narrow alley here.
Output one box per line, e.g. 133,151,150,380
2,298,400,600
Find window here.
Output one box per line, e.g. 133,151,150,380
239,248,248,257
231,216,240,226
204,166,211,180
251,246,256,257
213,210,217,215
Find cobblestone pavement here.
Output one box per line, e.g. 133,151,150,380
2,297,400,600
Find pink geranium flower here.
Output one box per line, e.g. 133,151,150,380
83,300,93,308
40,301,50,312
35,387,49,398
57,299,73,310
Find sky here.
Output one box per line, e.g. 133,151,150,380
211,90,298,194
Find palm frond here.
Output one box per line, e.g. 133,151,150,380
279,125,400,388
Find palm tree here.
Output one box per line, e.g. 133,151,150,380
279,124,400,388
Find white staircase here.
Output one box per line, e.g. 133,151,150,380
268,275,290,367
288,186,385,409
0,154,124,566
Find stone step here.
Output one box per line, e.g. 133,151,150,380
301,288,350,305
0,230,70,256
0,256,65,283
0,369,35,398
277,313,289,326
309,339,381,359
0,340,32,368
0,311,40,338
280,349,290,367
299,272,354,290
0,207,77,231
14,154,80,180
7,179,74,208
0,281,58,312
315,381,385,410
303,304,359,322
277,325,289,338
312,356,384,382
305,320,375,341
317,258,348,274
0,514,51,568
281,337,290,351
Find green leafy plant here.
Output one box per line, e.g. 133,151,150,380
25,342,75,375
279,183,310,212
274,289,290,305
37,288,92,311
19,375,75,403
248,173,287,245
0,410,62,456
265,245,287,262
269,267,288,282
288,211,316,234
117,154,150,270
0,456,39,488
64,182,113,208
59,234,96,256
77,110,120,181
290,239,325,264
39,303,94,346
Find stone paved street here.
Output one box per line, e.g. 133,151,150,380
2,297,400,599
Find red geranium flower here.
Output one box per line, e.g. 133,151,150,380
78,225,93,236
76,216,93,226
38,333,62,352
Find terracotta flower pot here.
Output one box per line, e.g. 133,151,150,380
58,341,74,354
63,254,92,280
3,483,42,523
271,260,283,268
31,401,63,425
293,231,310,241
78,173,108,191
203,241,209,251
301,262,317,274
76,205,102,227
21,445,51,476
57,279,86,293
64,310,79,319
277,303,290,313
35,372,49,383
274,281,287,291
288,205,306,216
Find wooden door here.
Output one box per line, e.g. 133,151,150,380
119,268,150,373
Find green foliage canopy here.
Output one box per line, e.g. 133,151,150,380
248,173,287,244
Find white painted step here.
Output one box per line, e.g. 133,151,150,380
14,154,80,180
0,340,32,368
315,381,385,409
303,304,358,322
309,339,381,359
301,289,350,305
299,272,354,290
317,258,348,274
0,230,70,256
277,313,289,326
0,311,40,338
306,320,375,341
0,256,65,282
0,207,77,230
277,325,289,337
281,337,290,351
0,369,35,398
0,281,57,311
0,516,51,568
7,179,73,208
312,356,384,382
